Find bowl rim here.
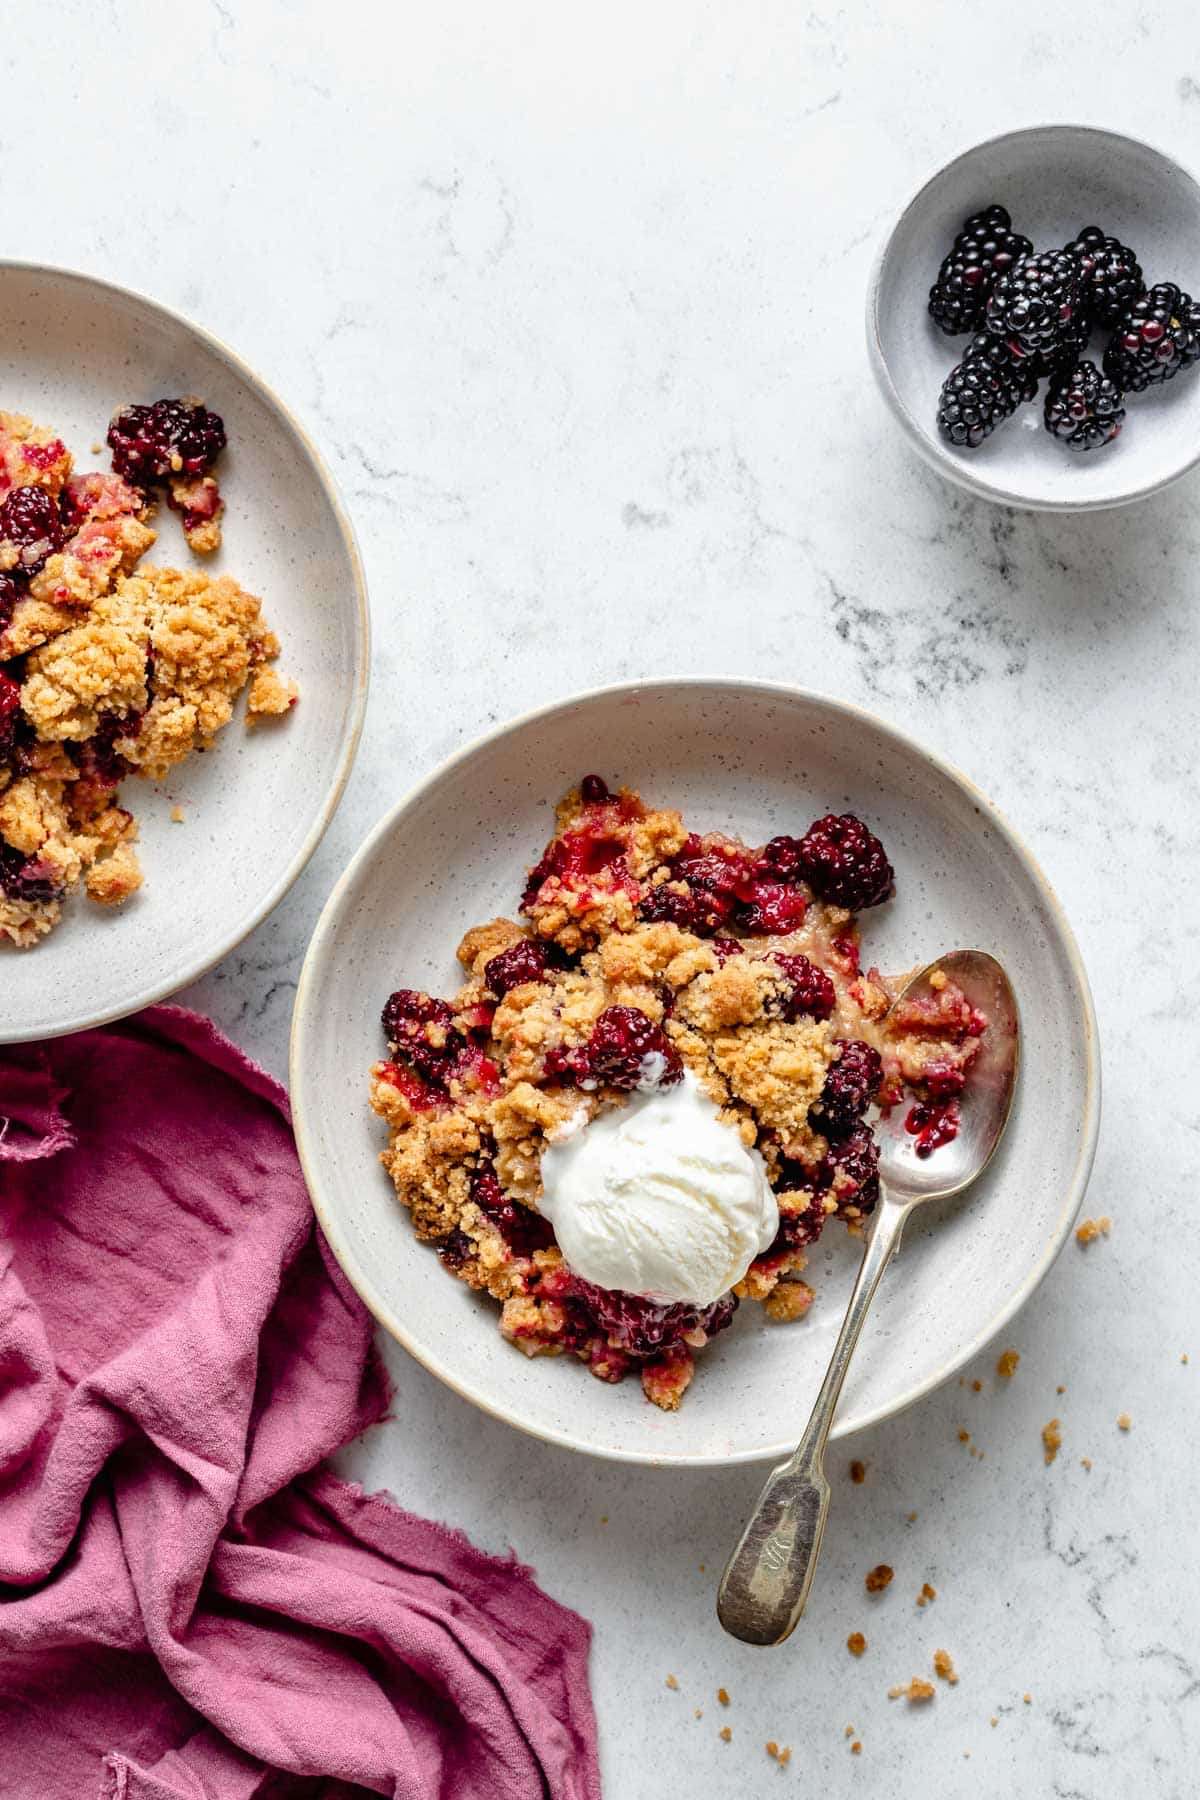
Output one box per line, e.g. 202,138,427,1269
291,675,1102,1467
866,122,1200,513
0,258,370,1041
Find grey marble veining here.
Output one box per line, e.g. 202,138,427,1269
9,3,1200,1792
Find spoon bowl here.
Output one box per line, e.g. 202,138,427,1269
877,951,1020,1205
717,950,1020,1646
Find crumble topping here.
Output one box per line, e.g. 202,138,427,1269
0,406,294,946
996,1347,1020,1379
933,1649,958,1684
1075,1215,1111,1244
888,1679,935,1703
847,1632,867,1656
1042,1418,1062,1464
917,1582,937,1606
369,778,987,1410
865,1564,894,1593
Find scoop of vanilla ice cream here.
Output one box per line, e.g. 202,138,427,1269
538,1072,779,1306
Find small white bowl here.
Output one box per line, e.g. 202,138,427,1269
291,680,1100,1467
868,125,1200,510
0,263,368,1042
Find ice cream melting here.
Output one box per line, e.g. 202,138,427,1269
539,1072,779,1306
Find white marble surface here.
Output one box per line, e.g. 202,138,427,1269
12,3,1200,1793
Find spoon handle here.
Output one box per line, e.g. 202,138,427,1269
716,1191,910,1645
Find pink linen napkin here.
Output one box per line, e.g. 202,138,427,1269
0,1007,600,1800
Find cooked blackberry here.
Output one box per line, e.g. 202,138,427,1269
985,250,1082,361
1065,227,1143,328
928,205,1033,336
0,485,65,576
1044,360,1125,451
937,334,1039,449
107,398,226,488
1103,283,1200,391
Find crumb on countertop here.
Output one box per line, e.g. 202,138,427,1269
957,1429,970,1444
1075,1215,1111,1245
971,1378,981,1392
766,1742,791,1765
888,1678,935,1703
1117,1412,1132,1431
170,804,185,823
719,1726,731,1743
1023,1693,1032,1705
850,1459,866,1484
917,1582,936,1607
997,1348,1020,1379
851,1740,862,1755
665,1674,679,1691
1081,1456,1093,1471
933,1649,958,1685
717,1687,730,1706
1042,1418,1062,1465
865,1564,894,1593
847,1632,867,1656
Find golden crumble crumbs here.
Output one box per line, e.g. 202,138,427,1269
719,1727,732,1744
865,1564,894,1593
1081,1456,1092,1471
1075,1215,1111,1244
847,1632,867,1656
717,1687,730,1706
957,1429,971,1444
850,1459,866,1484
997,1348,1020,1379
765,1742,790,1765
917,1582,936,1607
1042,1419,1062,1464
1117,1412,1132,1431
888,1679,935,1703
664,1674,679,1691
933,1649,958,1685
850,1740,862,1754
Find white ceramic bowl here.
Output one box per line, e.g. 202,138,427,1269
868,125,1200,510
0,263,368,1042
292,680,1100,1466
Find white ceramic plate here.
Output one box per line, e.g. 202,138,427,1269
292,680,1100,1467
868,125,1200,510
0,263,368,1043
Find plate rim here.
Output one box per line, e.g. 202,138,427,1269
0,258,370,1042
291,676,1102,1466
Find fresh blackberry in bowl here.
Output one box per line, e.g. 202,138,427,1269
928,204,1033,336
937,334,1039,449
985,250,1082,362
1103,283,1200,391
1065,227,1143,328
1033,309,1091,378
1044,360,1125,451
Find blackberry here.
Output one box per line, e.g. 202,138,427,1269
1065,227,1143,328
1044,360,1125,452
0,842,61,904
1103,283,1200,392
484,937,551,996
0,571,20,634
809,1040,883,1140
937,334,1039,448
107,398,226,489
470,1163,556,1257
770,952,836,1021
985,250,1082,362
0,485,65,576
381,988,463,1088
586,1005,682,1091
928,205,1032,336
0,669,21,759
796,812,894,911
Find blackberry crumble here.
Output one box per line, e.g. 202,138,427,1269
370,780,987,1410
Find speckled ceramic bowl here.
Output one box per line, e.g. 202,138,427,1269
0,263,368,1043
869,125,1200,510
292,680,1100,1466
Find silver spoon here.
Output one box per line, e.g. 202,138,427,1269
716,950,1019,1647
